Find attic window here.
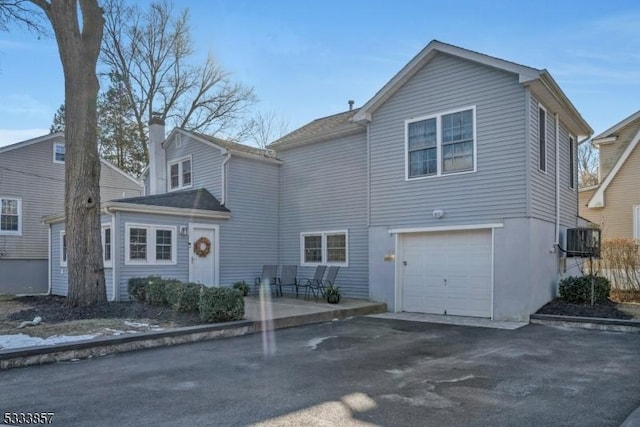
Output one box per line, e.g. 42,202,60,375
53,143,65,163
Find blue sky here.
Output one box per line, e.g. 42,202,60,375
0,0,638,146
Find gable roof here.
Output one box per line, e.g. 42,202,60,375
0,132,142,187
268,109,363,150
352,40,591,138
164,129,281,164
587,113,640,208
592,110,640,141
112,188,230,212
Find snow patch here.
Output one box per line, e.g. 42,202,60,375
0,333,98,350
306,336,337,350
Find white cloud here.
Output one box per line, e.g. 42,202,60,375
0,129,49,147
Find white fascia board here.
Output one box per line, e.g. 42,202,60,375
592,136,617,146
588,127,640,208
104,202,231,219
388,223,504,234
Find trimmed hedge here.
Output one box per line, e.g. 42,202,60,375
232,281,250,296
128,276,161,302
199,287,244,323
128,276,245,321
165,281,202,313
145,279,168,306
559,275,611,304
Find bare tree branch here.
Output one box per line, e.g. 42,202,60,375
101,0,256,158
579,141,599,187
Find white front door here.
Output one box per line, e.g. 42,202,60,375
189,224,219,286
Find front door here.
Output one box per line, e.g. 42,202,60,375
189,224,218,286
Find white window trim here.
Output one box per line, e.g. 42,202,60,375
569,134,576,190
60,230,67,267
125,223,177,265
0,196,22,236
405,105,477,181
102,223,113,268
634,205,640,240
167,155,193,191
538,104,548,174
300,230,349,267
53,142,65,164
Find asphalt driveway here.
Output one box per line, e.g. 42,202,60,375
1,317,639,426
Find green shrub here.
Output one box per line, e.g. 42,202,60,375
559,275,611,304
164,280,184,308
165,281,202,313
145,279,168,306
232,281,250,296
199,287,244,323
128,276,164,302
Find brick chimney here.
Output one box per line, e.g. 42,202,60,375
148,114,166,195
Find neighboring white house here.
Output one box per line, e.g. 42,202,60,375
47,40,592,321
0,133,143,294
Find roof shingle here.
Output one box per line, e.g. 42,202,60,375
269,109,362,149
114,188,230,212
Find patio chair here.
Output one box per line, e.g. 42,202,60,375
323,266,340,290
299,265,327,301
276,265,298,297
255,265,278,296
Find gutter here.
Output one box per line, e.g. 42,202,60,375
366,123,371,227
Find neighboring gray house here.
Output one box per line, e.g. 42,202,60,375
47,40,592,321
0,133,143,294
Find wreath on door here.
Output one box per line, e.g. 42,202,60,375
193,237,211,258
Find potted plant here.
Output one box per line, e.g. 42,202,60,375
325,284,341,304
232,281,250,297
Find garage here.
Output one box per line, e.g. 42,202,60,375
400,228,492,318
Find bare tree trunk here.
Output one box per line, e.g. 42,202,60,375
31,0,106,306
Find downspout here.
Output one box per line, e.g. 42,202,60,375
366,123,371,227
554,113,560,247
47,225,52,295
104,206,119,302
221,151,231,205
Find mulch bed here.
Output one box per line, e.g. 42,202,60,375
6,295,201,326
536,299,634,320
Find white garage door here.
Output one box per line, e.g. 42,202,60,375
401,229,492,318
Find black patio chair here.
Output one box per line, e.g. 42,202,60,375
276,265,298,297
255,265,278,296
299,265,327,301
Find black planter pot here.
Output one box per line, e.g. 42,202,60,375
326,294,340,304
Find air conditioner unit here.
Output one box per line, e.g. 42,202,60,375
566,227,601,258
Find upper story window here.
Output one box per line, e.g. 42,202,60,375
168,157,192,191
569,136,575,189
538,106,547,172
301,230,348,267
406,107,476,179
53,143,65,163
0,197,21,235
125,223,177,265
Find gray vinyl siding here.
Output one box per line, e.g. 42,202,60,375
0,135,142,261
559,122,579,227
115,212,195,300
529,96,557,222
164,133,223,200
221,155,280,284
277,132,369,299
368,52,527,228
143,173,150,195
